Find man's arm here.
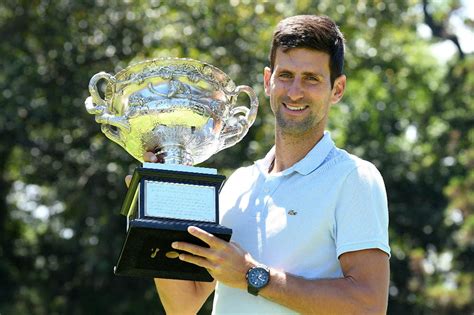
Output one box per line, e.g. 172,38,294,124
259,249,389,315
174,227,390,315
154,279,216,315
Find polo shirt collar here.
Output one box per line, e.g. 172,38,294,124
256,131,335,176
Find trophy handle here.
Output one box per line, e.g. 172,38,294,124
85,72,129,146
85,72,116,114
218,85,259,151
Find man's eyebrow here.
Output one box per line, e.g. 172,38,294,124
275,67,292,73
276,68,324,77
302,71,324,78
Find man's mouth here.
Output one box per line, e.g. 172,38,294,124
283,102,308,111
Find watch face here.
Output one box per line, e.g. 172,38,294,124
248,267,270,289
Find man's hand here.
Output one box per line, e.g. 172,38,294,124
124,151,165,187
172,226,258,290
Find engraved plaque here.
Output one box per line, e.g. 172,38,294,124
144,181,216,222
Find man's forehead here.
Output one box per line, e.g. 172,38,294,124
274,47,330,73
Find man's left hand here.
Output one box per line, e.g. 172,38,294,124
172,226,257,290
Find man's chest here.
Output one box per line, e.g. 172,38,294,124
220,174,342,264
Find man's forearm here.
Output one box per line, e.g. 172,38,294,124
259,269,388,315
170,228,390,314
154,278,215,315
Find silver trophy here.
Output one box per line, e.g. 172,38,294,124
85,58,258,281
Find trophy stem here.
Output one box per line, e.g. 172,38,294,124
155,145,194,166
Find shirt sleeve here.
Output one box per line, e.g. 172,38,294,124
334,161,390,258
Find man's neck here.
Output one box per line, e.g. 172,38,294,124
269,128,324,173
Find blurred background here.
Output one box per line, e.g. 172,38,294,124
0,0,472,314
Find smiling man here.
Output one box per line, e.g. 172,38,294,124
149,15,391,314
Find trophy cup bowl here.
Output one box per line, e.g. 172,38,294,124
85,57,258,165
85,58,258,281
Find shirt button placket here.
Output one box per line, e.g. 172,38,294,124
263,176,280,196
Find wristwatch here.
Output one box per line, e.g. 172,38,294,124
246,265,270,296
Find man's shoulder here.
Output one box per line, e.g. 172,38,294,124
230,162,258,177
222,163,259,188
332,150,386,192
329,148,383,180
219,163,260,204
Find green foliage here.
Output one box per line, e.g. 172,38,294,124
0,0,472,314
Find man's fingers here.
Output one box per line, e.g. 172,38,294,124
178,253,214,270
125,175,132,188
187,226,225,249
143,151,166,163
127,151,165,188
172,241,216,259
143,152,158,162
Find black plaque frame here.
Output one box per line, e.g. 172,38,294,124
114,166,232,281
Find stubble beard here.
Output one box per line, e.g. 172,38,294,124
275,109,316,136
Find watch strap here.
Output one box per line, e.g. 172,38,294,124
248,284,259,296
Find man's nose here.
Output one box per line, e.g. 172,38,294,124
287,79,304,101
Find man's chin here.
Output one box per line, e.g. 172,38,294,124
277,122,314,136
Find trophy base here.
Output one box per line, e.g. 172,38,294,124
114,218,232,281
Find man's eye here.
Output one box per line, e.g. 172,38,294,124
307,76,320,82
279,73,292,79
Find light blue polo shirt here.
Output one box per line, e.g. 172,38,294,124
213,131,390,314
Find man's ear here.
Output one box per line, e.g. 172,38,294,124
263,67,272,96
331,74,346,104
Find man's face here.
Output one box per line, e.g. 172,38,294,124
264,47,345,137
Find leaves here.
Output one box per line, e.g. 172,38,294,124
0,1,473,314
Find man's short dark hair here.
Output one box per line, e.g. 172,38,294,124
269,15,345,87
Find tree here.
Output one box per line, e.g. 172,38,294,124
1,0,472,314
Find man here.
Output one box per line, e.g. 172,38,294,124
143,15,390,314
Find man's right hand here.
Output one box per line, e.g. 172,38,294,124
124,151,165,188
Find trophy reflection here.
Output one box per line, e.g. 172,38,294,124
85,58,258,281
